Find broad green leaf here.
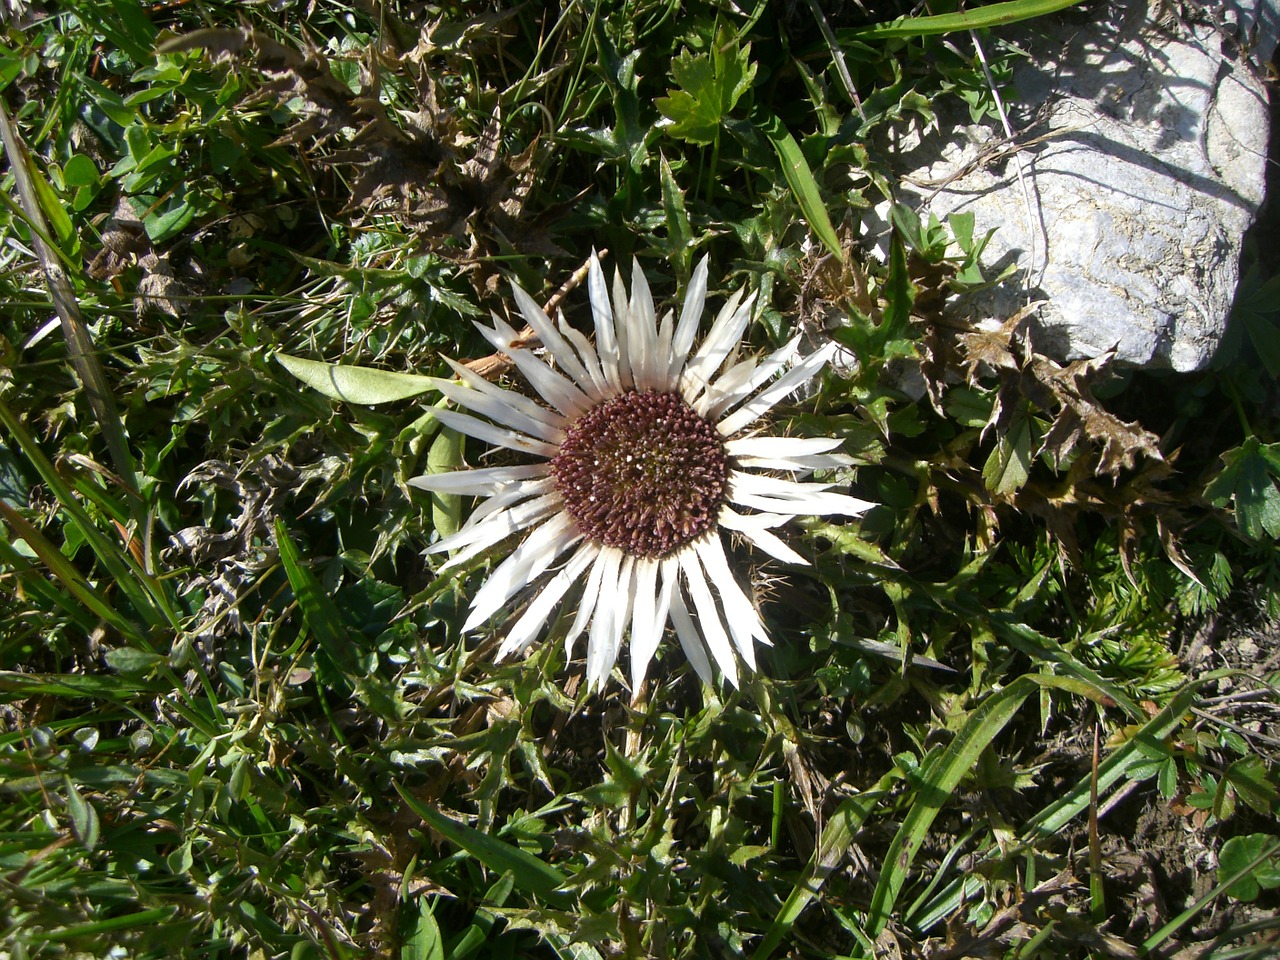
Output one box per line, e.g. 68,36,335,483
758,112,843,260
1218,834,1280,902
104,647,164,675
656,28,756,145
64,776,100,851
852,0,1085,39
426,427,464,539
982,407,1033,495
394,782,572,907
144,198,193,243
1204,437,1280,541
63,154,100,188
401,897,445,960
277,353,440,405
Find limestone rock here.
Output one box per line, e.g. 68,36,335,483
894,0,1278,372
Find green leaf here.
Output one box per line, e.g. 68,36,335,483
852,0,1086,39
758,112,843,260
274,518,358,687
1218,834,1280,902
394,783,572,907
659,153,693,277
1204,437,1280,541
144,198,193,243
982,407,1033,495
64,776,100,851
277,353,440,405
104,647,164,675
656,27,756,145
1224,756,1279,816
426,427,464,539
63,154,100,188
401,897,445,960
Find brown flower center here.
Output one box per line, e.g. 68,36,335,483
549,390,728,558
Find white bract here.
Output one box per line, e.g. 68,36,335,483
410,254,871,691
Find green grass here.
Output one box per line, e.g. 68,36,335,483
2,1,1280,958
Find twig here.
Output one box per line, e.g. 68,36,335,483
464,249,607,378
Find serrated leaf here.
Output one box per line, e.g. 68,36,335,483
1204,437,1280,541
656,28,756,145
277,353,439,405
982,407,1032,495
659,153,693,276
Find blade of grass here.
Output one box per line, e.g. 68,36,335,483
273,517,358,684
1142,835,1280,954
0,99,138,499
851,0,1085,39
865,674,1118,939
0,502,146,645
758,112,843,260
752,788,888,959
905,682,1202,932
0,398,182,641
394,782,573,908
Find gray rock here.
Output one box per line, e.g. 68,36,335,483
894,0,1278,372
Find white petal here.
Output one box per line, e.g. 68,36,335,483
611,267,635,391
679,548,738,686
409,463,548,496
728,487,875,517
695,537,768,667
558,318,612,399
626,259,658,390
431,407,558,458
736,454,852,472
728,471,873,515
459,477,555,530
727,436,845,457
718,507,810,566
628,558,662,690
694,355,758,417
588,255,622,391
669,255,709,378
565,545,612,660
427,490,559,564
666,562,712,685
655,309,676,392
585,548,626,690
681,289,754,401
439,356,568,430
702,337,800,419
717,342,836,437
462,512,579,632
510,282,601,398
474,316,593,417
431,378,564,444
498,541,599,659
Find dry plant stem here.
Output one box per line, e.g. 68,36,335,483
464,250,606,379
0,100,138,499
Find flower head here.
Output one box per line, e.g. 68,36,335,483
410,255,871,691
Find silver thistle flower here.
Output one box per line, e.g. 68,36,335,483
410,254,871,691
